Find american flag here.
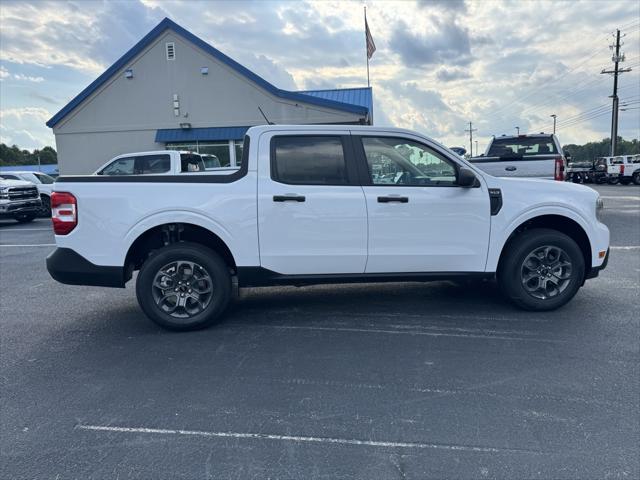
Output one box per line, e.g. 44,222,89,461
365,17,376,60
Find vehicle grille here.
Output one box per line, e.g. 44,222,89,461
8,186,39,200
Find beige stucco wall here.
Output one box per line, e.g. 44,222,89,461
52,30,364,174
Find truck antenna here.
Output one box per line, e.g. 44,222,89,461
258,107,275,125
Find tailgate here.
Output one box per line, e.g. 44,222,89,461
470,155,558,179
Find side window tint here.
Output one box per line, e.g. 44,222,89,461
180,153,206,173
137,154,170,174
362,137,457,186
100,157,135,175
272,136,347,185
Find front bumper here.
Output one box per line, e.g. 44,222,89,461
0,199,41,217
585,248,609,280
46,247,126,288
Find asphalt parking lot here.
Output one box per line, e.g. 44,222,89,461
1,184,638,479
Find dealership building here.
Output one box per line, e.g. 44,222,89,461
46,18,373,175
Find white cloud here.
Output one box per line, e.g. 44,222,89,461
0,107,54,149
0,0,638,150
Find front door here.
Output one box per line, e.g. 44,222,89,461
355,135,491,273
257,133,367,275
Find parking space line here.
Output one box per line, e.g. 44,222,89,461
76,424,542,454
0,244,55,247
610,246,640,250
247,324,565,343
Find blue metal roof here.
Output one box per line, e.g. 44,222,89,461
155,126,249,143
47,18,368,128
0,164,59,175
297,88,373,117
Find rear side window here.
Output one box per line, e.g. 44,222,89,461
272,136,348,185
487,137,559,158
137,154,170,174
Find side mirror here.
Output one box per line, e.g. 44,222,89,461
457,167,478,187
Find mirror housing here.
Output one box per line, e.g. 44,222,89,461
457,167,478,187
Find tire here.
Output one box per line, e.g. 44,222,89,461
136,242,232,331
498,229,585,311
14,213,36,223
608,176,620,185
595,176,607,184
634,173,640,186
39,195,51,217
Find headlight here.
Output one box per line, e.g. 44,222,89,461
0,187,9,200
596,196,604,222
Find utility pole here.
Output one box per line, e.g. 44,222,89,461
550,114,557,134
515,126,520,135
464,121,477,157
601,29,632,156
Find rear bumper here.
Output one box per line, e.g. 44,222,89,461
585,248,609,280
46,247,126,288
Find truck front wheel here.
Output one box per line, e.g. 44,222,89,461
498,229,585,311
136,242,231,331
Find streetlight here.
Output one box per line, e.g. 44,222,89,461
550,114,557,134
515,126,520,135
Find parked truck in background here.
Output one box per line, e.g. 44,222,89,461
469,133,567,181
0,177,42,223
46,125,609,331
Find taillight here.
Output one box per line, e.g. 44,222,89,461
620,164,625,175
51,192,77,235
554,156,565,181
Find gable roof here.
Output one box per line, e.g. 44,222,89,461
46,18,369,128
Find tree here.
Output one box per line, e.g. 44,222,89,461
563,137,639,163
0,143,58,166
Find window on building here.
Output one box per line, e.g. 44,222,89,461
234,140,244,167
198,143,232,167
272,136,348,185
361,136,457,186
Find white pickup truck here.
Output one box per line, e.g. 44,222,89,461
46,125,610,331
469,133,567,180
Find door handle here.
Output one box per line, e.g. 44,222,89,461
377,196,409,203
273,194,306,202
505,166,517,171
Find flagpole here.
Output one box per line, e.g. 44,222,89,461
365,6,370,88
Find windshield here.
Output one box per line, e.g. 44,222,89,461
20,173,42,184
487,137,559,157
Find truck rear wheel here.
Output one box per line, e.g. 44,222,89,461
136,242,231,331
498,229,585,311
608,176,620,185
634,173,640,185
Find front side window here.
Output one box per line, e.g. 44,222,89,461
136,154,170,174
361,137,457,186
99,157,135,175
272,136,348,185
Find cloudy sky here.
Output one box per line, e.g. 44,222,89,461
0,0,638,153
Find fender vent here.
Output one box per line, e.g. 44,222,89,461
489,188,503,216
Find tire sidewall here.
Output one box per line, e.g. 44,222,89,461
499,229,585,311
136,242,231,331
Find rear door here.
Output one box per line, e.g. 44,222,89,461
257,131,368,275
354,134,491,273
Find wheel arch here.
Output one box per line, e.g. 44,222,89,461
496,214,592,279
124,222,237,281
